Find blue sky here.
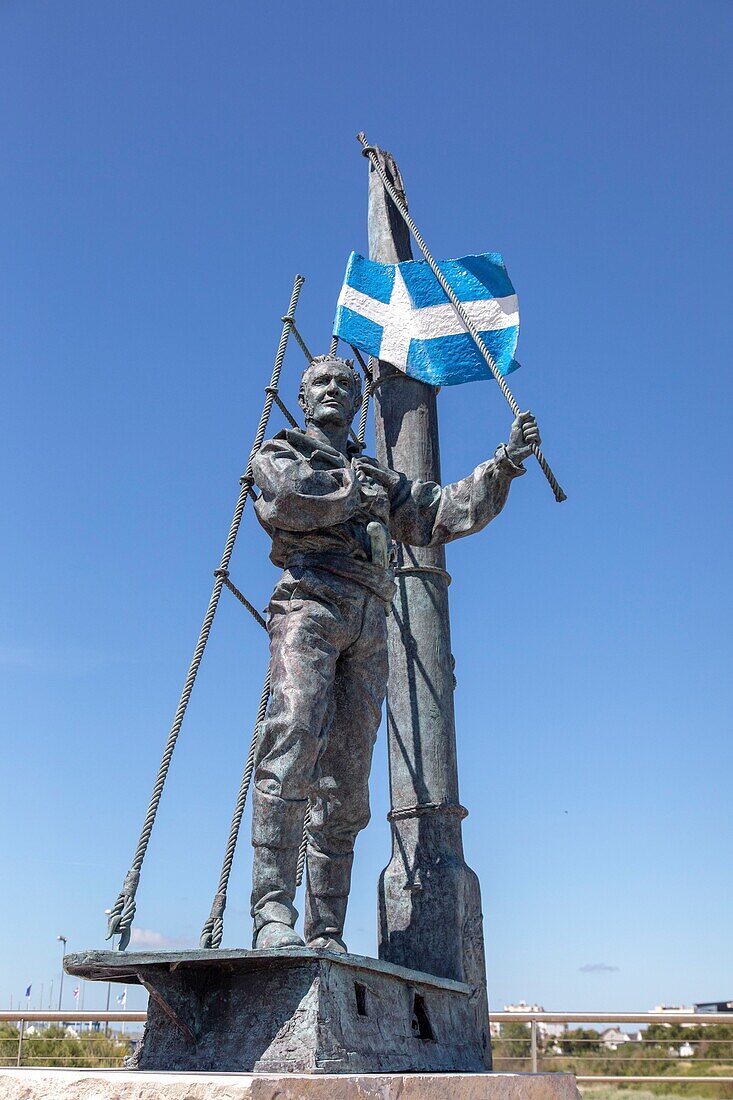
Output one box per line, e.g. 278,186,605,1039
1,1,731,1014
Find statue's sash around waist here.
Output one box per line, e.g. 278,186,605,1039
285,550,396,604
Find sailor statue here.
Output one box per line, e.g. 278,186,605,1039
250,353,540,951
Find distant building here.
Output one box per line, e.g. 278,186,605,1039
650,1005,696,1028
496,1003,566,1041
600,1027,631,1051
695,1001,733,1013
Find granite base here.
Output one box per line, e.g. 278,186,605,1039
0,1069,582,1099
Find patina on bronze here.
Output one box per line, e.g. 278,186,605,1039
248,349,538,958
66,141,554,1076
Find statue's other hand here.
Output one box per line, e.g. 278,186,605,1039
353,456,401,494
506,411,541,465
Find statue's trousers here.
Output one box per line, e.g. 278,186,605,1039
251,564,388,935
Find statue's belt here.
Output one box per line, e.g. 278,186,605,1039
285,547,395,604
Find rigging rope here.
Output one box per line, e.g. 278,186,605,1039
357,132,567,504
217,570,268,631
105,274,305,951
199,669,271,949
349,345,374,447
109,280,380,953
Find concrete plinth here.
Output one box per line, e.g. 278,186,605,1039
65,948,489,1073
0,1069,582,1099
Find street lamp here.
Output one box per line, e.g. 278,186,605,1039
56,935,67,1011
103,909,113,1034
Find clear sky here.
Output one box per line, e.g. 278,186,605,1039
1,1,731,1015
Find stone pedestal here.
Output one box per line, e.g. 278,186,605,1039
0,1069,583,1099
65,948,488,1073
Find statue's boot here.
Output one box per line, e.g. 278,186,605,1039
255,919,303,950
251,787,306,950
303,845,352,954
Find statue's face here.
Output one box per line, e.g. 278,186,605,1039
300,361,359,429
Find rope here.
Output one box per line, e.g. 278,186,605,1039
358,372,372,446
396,564,452,586
282,315,314,364
199,670,271,948
357,134,567,504
346,345,374,446
349,345,373,384
266,389,300,430
106,274,305,951
388,801,468,822
295,803,311,888
217,571,267,631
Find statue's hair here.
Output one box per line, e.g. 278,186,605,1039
299,354,363,409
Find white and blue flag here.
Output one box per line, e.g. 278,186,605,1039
333,251,520,386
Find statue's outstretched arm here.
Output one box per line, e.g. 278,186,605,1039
357,412,540,547
391,451,524,547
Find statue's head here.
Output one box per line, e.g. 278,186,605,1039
298,355,362,430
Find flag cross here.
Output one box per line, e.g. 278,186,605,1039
337,265,519,374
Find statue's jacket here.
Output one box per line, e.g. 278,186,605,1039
252,428,524,603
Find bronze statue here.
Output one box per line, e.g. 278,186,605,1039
250,353,539,951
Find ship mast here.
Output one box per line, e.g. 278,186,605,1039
367,146,492,1067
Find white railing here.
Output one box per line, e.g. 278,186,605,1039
0,1012,145,1069
2,1008,732,1081
491,1010,733,1084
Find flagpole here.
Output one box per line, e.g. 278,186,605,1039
357,132,566,504
56,935,67,1011
365,142,492,1067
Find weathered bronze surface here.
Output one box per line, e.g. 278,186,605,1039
65,949,486,1073
249,297,535,992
